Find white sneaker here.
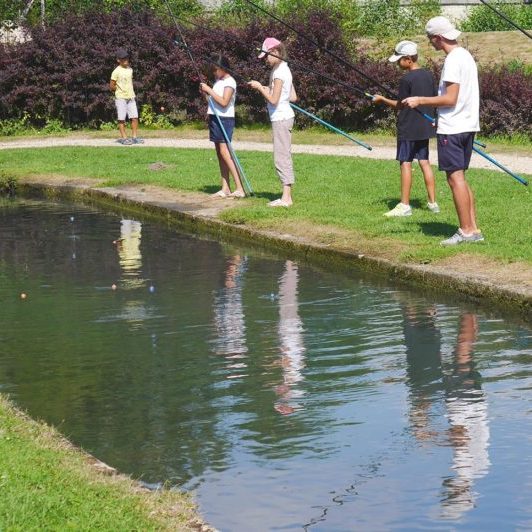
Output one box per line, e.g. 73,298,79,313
427,202,440,213
441,229,485,246
384,203,412,217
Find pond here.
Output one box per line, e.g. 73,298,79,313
0,199,531,531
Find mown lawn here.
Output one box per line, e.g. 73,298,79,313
0,396,198,530
1,146,530,263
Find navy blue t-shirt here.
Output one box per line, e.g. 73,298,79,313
397,69,437,141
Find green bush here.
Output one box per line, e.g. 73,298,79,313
140,104,174,129
460,2,532,32
0,171,17,196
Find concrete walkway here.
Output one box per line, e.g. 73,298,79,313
1,136,530,176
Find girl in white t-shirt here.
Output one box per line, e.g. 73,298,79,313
248,38,298,207
200,54,245,198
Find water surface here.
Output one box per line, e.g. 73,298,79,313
0,200,531,531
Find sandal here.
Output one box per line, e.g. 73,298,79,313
230,190,246,198
211,190,229,198
268,198,292,208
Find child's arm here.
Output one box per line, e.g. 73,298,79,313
200,83,234,108
110,79,117,92
373,95,400,109
247,79,283,106
402,82,459,109
289,84,298,103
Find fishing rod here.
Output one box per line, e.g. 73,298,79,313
471,147,528,186
243,0,528,185
242,1,492,144
478,0,532,40
259,48,491,149
196,49,372,150
163,0,254,196
168,14,376,101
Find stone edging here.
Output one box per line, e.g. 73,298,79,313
18,180,531,322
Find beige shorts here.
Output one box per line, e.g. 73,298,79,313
115,98,138,121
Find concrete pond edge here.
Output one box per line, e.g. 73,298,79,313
17,180,531,322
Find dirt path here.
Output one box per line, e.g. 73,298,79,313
1,136,531,176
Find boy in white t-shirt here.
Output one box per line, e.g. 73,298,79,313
403,17,483,246
200,54,245,198
248,38,298,207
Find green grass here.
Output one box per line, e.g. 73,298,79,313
0,396,197,530
1,146,530,264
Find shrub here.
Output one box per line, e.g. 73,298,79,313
0,7,529,138
0,171,17,197
460,1,532,32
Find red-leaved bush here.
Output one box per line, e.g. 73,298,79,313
0,8,530,137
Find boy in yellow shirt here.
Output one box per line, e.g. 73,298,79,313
110,49,143,145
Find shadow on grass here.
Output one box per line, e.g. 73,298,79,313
419,221,456,237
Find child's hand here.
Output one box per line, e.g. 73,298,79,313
372,94,384,104
247,80,262,91
199,83,211,95
402,97,421,109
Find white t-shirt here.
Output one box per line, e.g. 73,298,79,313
437,47,480,135
207,75,236,118
267,62,295,122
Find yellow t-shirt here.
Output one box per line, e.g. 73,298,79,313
111,66,135,100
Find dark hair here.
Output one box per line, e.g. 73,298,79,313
210,53,231,74
270,42,288,61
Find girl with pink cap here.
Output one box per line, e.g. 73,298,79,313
248,38,298,207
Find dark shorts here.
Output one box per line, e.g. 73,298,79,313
208,115,235,144
437,132,475,173
396,139,430,163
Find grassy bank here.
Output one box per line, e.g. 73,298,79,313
1,146,530,264
0,396,201,530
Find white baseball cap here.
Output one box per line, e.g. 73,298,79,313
425,16,461,40
388,40,418,62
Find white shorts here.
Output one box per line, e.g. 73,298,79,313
115,98,138,121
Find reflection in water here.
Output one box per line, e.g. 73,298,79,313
212,255,249,379
1,201,529,531
442,313,490,519
115,219,150,326
401,298,490,520
274,260,306,416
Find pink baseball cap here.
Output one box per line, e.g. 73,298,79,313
258,37,281,58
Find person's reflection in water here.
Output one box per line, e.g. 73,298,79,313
441,312,490,519
117,219,144,288
401,299,490,519
274,260,306,416
212,255,249,379
115,219,149,326
401,297,443,442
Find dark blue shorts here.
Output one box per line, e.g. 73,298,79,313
396,139,430,163
208,115,235,144
437,132,475,173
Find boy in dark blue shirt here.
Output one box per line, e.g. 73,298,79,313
374,41,439,217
